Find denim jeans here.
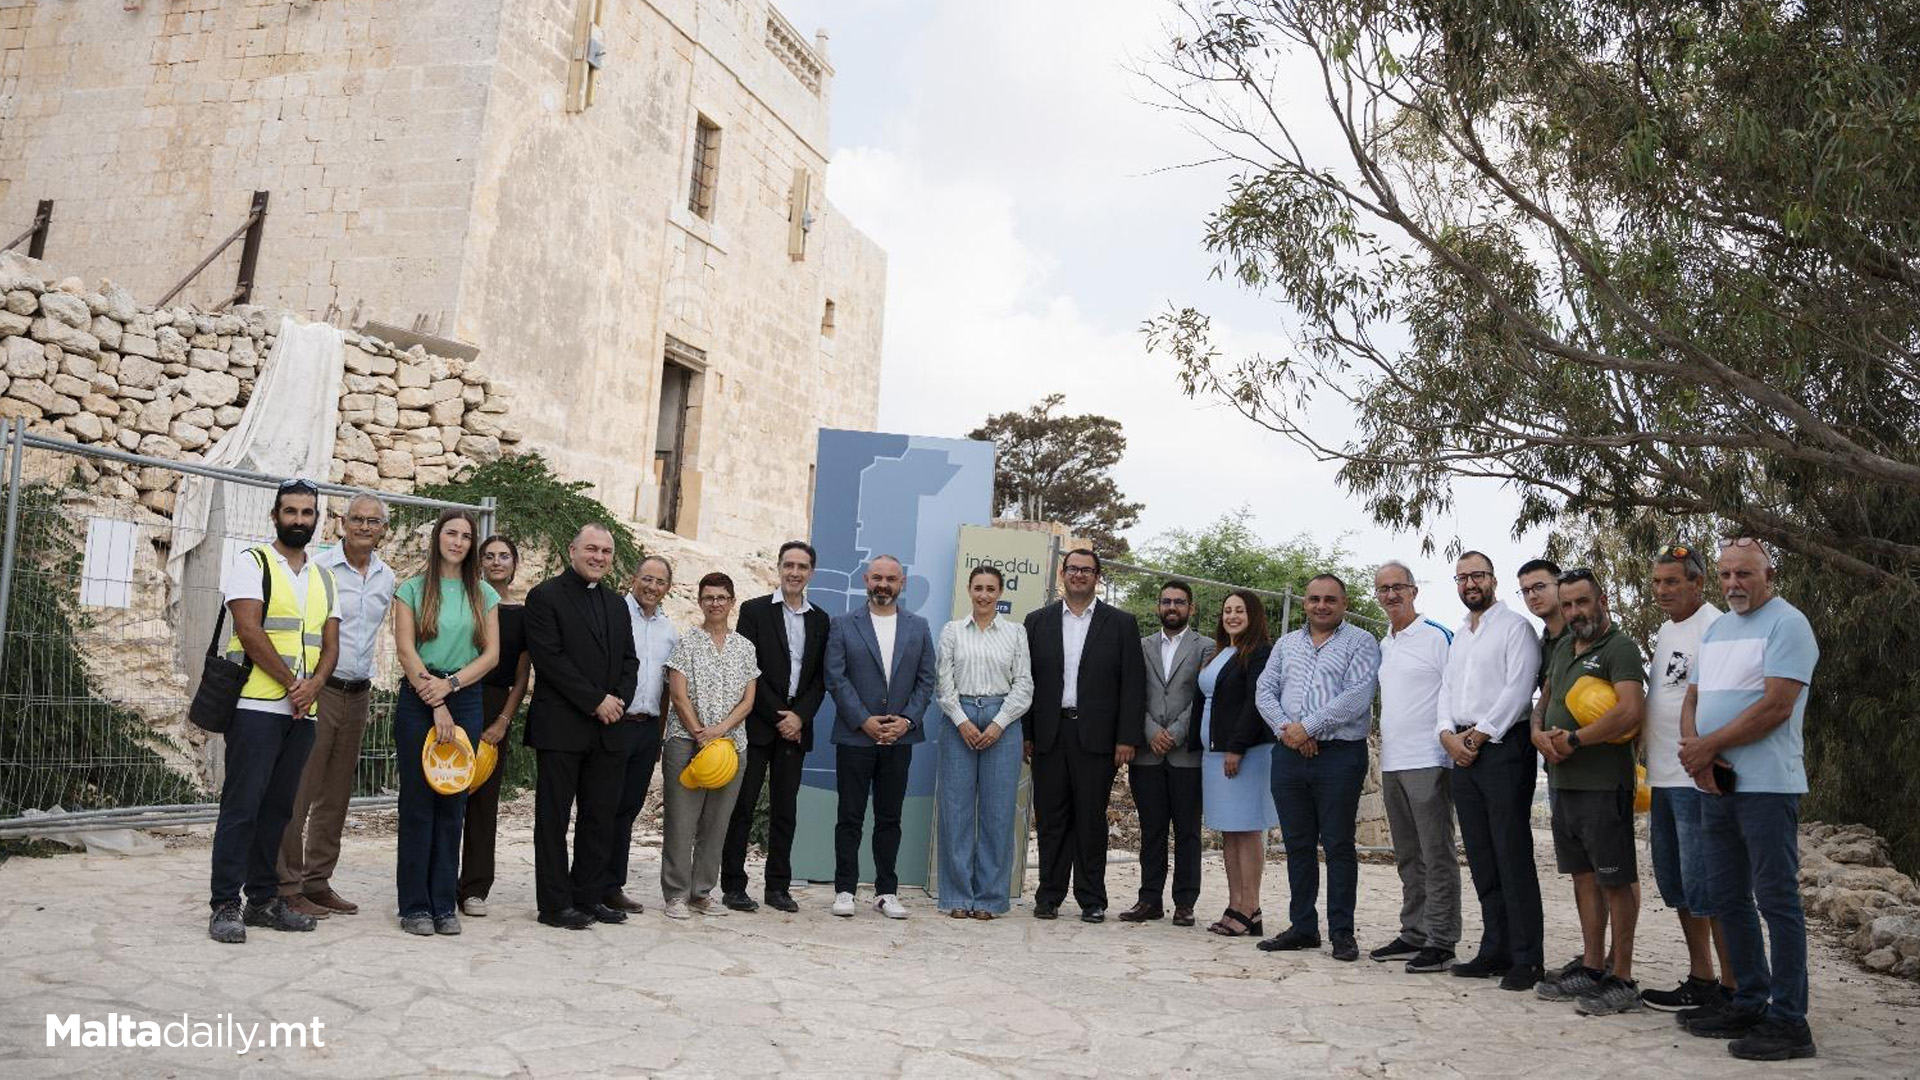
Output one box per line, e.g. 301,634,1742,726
1702,792,1807,1025
210,708,315,907
394,681,483,919
935,696,1021,914
1649,785,1716,916
1270,737,1368,936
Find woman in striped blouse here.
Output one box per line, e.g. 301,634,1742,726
933,565,1035,919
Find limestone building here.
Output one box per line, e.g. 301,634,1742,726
0,0,886,549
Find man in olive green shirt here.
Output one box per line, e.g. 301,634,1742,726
1530,569,1647,1016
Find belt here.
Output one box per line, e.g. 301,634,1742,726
625,712,659,722
326,676,372,693
1060,707,1080,719
959,694,1005,704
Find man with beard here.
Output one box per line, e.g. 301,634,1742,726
1369,561,1461,973
722,541,830,913
1436,551,1546,990
1024,549,1147,923
208,478,341,944
1531,570,1647,1016
824,554,937,918
1254,574,1381,962
524,524,641,930
1677,539,1819,1061
1120,580,1215,926
277,492,394,921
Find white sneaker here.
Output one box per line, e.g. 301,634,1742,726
875,893,909,919
688,895,728,916
831,892,856,917
460,897,487,917
663,899,691,920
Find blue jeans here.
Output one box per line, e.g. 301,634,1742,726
210,708,315,907
395,681,483,919
1270,737,1367,936
1649,786,1716,915
1702,792,1807,1025
936,697,1021,914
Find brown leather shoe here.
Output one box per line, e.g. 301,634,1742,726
603,889,646,914
304,888,358,915
1116,900,1164,923
285,894,331,920
1172,906,1196,927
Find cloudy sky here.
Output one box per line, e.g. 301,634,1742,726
780,0,1548,624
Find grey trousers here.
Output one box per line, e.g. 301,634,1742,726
659,736,745,904
1382,766,1462,948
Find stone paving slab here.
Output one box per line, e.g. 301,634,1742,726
1,816,1915,1077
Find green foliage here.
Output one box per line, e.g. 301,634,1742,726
400,452,646,584
1146,0,1920,870
967,394,1145,555
1113,509,1386,638
0,483,199,816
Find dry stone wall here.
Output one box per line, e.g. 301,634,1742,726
0,253,520,502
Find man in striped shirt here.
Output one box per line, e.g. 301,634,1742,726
1254,573,1382,962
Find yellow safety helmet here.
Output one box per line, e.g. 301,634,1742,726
1633,763,1651,815
1565,675,1636,745
471,739,499,790
679,738,739,790
422,726,477,795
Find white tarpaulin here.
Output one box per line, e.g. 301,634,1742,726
166,315,345,599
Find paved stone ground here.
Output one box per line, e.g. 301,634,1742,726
1,804,1915,1077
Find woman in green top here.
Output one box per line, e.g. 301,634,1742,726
393,509,499,936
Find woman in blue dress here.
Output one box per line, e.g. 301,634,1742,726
1189,589,1276,937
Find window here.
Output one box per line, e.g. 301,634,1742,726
820,299,836,337
688,117,720,219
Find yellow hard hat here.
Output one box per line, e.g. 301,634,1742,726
471,739,499,789
1566,675,1636,744
422,726,477,795
679,738,739,790
1633,763,1651,815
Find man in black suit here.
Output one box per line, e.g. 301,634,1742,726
720,540,831,914
523,524,641,930
1024,548,1147,923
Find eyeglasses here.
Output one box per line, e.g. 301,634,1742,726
347,515,387,528
698,594,733,604
1157,598,1191,607
1452,571,1493,584
1063,565,1099,578
1517,582,1554,598
1556,567,1596,585
277,478,319,495
481,550,516,561
1375,583,1415,597
636,574,670,587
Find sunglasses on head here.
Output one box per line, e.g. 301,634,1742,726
1556,567,1596,585
277,477,320,495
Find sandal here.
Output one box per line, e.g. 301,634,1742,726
949,908,973,919
1245,908,1264,937
969,910,996,921
1208,908,1252,936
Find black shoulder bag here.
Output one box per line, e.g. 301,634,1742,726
188,549,271,733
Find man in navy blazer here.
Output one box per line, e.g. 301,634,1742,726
824,554,938,919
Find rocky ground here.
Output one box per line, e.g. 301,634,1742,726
1,799,1915,1077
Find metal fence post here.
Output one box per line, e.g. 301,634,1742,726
478,495,496,543
1280,589,1292,633
0,418,23,674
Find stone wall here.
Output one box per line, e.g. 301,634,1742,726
1802,822,1920,982
0,251,520,502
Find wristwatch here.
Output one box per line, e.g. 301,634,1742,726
447,673,462,693
1566,731,1582,750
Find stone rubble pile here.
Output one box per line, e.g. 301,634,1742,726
1800,821,1920,981
0,252,520,510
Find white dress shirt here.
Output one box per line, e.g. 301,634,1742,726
780,594,812,699
311,543,395,683
1060,598,1098,709
626,594,679,717
1378,615,1452,771
1158,627,1187,682
1435,600,1542,742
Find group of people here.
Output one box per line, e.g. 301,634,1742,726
203,479,1819,1063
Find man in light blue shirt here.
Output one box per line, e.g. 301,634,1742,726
604,554,679,913
277,493,395,919
1677,539,1819,1061
1254,573,1381,961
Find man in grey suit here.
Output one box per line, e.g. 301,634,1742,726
823,555,938,919
1121,580,1217,926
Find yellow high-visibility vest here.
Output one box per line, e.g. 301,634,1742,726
226,546,336,712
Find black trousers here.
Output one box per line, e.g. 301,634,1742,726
721,737,806,894
1033,747,1118,910
606,717,664,894
210,708,315,907
1452,730,1545,967
533,745,630,914
834,743,912,895
1130,761,1203,908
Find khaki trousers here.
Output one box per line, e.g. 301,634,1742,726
277,685,370,896
659,735,744,904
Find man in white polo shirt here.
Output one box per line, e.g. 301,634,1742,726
1369,561,1459,974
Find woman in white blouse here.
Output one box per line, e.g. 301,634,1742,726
934,566,1035,919
660,572,758,921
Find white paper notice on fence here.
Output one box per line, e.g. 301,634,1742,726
80,518,139,609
